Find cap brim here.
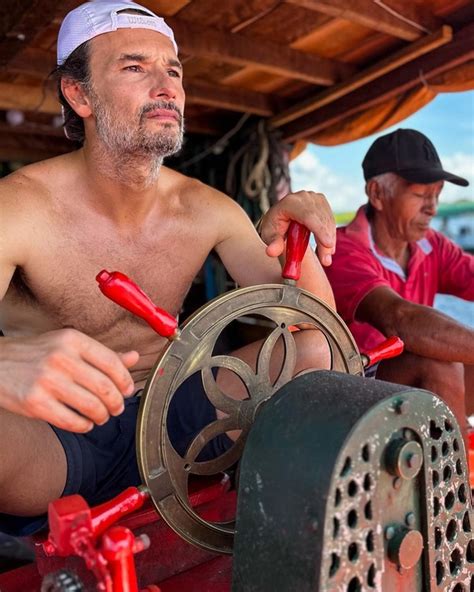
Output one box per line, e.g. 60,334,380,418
399,168,469,187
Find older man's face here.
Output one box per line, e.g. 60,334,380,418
85,28,185,157
381,177,443,242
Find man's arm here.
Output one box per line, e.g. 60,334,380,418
214,191,336,307
356,286,474,365
0,176,138,432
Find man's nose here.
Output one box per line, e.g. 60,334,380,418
150,86,176,101
149,75,177,101
424,194,438,215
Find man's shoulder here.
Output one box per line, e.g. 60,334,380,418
0,154,72,210
160,166,237,208
334,223,370,254
425,227,452,245
0,165,44,218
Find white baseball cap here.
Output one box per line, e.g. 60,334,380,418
57,0,178,65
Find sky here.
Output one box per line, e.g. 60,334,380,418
290,91,474,213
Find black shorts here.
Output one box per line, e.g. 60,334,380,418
0,371,233,537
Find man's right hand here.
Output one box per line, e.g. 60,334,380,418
0,329,139,433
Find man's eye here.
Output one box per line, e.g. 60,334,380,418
125,65,143,72
168,70,181,78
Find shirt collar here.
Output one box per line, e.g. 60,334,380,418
346,205,433,280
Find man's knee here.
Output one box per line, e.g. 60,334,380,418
464,364,474,417
377,352,466,430
293,329,331,374
377,352,463,392
414,357,464,399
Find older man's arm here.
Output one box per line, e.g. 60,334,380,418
356,286,474,442
356,286,474,365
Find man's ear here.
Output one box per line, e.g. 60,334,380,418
366,179,384,212
61,78,92,118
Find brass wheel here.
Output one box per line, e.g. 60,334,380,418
136,284,363,553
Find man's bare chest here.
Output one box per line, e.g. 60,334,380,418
4,222,211,336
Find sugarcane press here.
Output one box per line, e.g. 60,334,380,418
35,223,472,591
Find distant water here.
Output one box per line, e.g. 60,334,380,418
434,294,474,328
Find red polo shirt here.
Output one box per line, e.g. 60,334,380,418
325,206,474,353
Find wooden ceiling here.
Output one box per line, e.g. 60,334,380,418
0,0,473,161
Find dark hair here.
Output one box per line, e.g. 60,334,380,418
52,41,91,144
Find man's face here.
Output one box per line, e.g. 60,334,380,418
380,176,443,242
85,28,185,157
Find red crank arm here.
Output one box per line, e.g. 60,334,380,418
101,527,150,592
282,221,310,282
90,486,149,539
361,336,404,368
96,270,179,340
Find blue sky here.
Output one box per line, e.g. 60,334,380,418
290,91,474,213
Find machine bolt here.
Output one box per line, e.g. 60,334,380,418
385,439,423,480
310,520,318,532
405,512,416,527
387,528,424,570
385,526,396,540
244,487,250,494
395,399,410,415
407,453,421,469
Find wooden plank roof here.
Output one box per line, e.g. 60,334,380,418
0,0,473,161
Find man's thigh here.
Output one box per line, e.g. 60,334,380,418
464,364,474,417
0,409,67,516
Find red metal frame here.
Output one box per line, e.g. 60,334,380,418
0,475,236,592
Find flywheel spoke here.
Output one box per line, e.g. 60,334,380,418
183,416,247,476
201,366,244,416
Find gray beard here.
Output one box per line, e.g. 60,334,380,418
94,100,184,158
89,95,184,187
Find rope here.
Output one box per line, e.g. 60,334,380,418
243,120,271,214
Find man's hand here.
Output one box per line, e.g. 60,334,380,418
258,191,336,266
0,329,139,433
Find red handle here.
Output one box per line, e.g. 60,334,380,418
96,270,178,339
361,336,404,368
282,222,310,281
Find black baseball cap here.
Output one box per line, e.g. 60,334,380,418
362,128,469,187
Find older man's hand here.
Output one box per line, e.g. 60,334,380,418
258,191,336,266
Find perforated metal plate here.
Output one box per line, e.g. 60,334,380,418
321,392,473,591
233,371,474,591
136,284,362,553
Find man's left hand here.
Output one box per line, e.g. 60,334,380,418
258,191,336,266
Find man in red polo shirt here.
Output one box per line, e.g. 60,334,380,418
325,129,473,436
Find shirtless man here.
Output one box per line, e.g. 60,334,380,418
0,1,336,535
325,129,473,438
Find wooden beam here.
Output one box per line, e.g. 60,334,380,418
0,0,77,69
285,0,441,41
9,47,56,79
184,116,226,136
184,80,278,116
0,118,64,138
167,17,354,86
271,25,452,127
0,78,278,121
0,82,60,114
279,22,474,142
0,130,73,162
